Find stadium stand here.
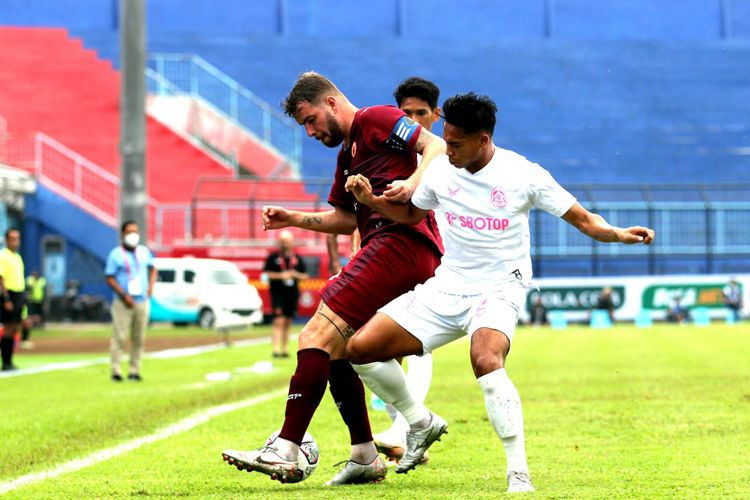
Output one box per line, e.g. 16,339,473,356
1,1,749,288
0,27,235,205
0,26,315,295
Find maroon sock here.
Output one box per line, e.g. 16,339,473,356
278,348,330,445
329,359,373,445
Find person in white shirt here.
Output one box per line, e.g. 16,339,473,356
372,76,443,464
345,92,655,493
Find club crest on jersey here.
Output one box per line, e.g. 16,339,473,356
491,186,507,208
474,298,489,317
385,115,419,152
351,141,357,158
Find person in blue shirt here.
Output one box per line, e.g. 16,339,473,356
105,220,156,382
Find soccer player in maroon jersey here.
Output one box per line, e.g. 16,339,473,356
222,72,447,485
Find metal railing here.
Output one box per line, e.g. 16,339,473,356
147,53,301,173
150,181,750,273
152,200,327,248
531,184,750,276
0,131,164,234
0,132,121,226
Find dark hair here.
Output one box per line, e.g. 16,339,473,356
121,220,138,234
282,71,341,117
441,93,497,135
393,77,440,109
4,228,19,239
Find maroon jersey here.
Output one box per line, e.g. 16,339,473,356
328,105,443,254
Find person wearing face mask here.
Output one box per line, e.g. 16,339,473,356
105,221,156,382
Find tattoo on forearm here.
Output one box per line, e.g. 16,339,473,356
301,216,323,226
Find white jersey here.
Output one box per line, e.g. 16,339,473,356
412,146,576,295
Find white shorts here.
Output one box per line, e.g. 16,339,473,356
378,282,526,354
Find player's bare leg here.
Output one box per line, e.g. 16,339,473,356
471,327,533,493
349,313,448,474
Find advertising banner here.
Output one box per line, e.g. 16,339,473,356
522,274,748,323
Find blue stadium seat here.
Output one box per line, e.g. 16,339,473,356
549,310,568,330
691,307,711,327
635,309,653,328
589,310,613,329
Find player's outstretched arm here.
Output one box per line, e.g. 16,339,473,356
262,205,357,235
383,128,446,203
346,174,429,225
562,203,655,244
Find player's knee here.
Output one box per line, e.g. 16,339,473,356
297,318,339,353
345,334,370,364
471,352,504,378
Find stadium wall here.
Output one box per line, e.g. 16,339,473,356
23,184,116,297
520,273,750,323
2,0,750,40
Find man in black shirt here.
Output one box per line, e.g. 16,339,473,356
595,287,616,324
263,230,308,357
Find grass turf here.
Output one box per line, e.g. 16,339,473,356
3,323,749,498
20,322,273,341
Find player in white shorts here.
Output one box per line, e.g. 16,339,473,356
344,92,655,493
372,76,444,464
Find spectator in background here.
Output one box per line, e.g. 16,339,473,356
63,279,81,322
0,228,26,371
666,295,688,324
263,230,308,358
105,221,156,382
21,270,47,348
595,287,616,324
26,270,46,324
529,295,548,326
723,278,742,322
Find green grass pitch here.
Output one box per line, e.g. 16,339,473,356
2,323,749,498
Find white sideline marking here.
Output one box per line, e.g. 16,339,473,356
0,388,287,495
0,337,271,379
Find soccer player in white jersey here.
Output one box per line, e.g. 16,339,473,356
344,93,655,493
373,77,443,464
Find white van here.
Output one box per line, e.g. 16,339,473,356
150,257,263,328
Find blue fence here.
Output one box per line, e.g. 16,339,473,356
526,184,750,277
293,180,750,277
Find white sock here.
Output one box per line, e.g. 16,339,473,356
386,354,433,440
385,403,399,423
352,360,430,425
387,413,409,443
478,368,529,474
405,353,433,404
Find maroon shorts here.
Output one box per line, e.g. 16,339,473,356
321,230,441,331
